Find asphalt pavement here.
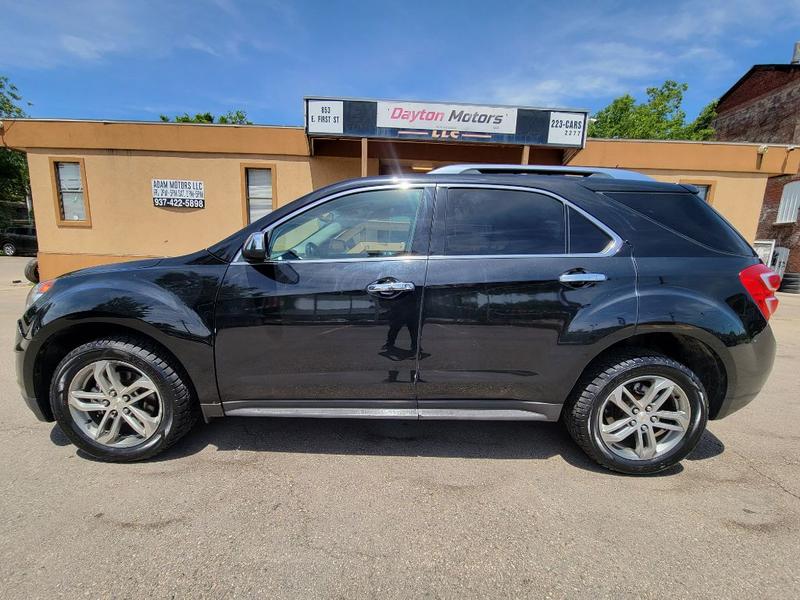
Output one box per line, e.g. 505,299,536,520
0,256,798,599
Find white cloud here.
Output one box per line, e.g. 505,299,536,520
460,0,800,109
0,0,297,69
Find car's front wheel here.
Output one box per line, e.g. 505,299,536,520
50,336,197,461
564,352,708,475
2,242,16,256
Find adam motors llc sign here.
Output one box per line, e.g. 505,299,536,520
305,97,588,147
152,179,205,209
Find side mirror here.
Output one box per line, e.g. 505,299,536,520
242,231,268,262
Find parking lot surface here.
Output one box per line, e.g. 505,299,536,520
0,256,798,599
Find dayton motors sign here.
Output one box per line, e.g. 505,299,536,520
305,97,588,148
376,101,517,135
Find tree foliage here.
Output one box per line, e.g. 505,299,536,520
0,76,31,229
159,110,252,125
588,80,717,141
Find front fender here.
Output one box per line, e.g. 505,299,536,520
21,263,227,412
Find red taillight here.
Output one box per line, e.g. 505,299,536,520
739,264,781,319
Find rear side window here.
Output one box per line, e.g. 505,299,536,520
568,208,612,253
604,191,753,255
444,188,565,255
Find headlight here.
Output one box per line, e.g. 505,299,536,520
25,280,55,309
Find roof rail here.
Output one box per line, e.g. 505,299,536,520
427,164,654,181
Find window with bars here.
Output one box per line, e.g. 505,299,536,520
245,168,273,224
55,162,88,222
776,181,800,224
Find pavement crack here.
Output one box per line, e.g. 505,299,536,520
731,449,800,502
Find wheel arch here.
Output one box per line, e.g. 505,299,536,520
570,328,730,420
31,321,198,422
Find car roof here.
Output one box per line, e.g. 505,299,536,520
428,163,655,181
324,174,686,194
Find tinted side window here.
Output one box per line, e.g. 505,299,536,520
444,188,565,255
604,191,753,256
569,208,612,253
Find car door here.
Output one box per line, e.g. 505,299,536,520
214,184,433,415
416,184,637,420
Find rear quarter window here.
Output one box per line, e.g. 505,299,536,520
603,191,754,256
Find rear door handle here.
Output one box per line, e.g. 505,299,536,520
559,272,607,284
367,281,416,296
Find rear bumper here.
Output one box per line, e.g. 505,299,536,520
713,324,776,420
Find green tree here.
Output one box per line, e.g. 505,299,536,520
0,76,31,229
159,110,252,124
588,80,717,141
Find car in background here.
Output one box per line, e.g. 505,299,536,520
1,226,38,256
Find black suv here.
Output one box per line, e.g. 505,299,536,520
16,165,779,474
1,225,37,256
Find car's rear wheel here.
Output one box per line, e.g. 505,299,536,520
2,242,16,256
50,337,197,461
564,352,707,475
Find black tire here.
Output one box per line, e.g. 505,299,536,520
2,241,16,256
24,258,39,284
50,336,198,462
564,351,708,475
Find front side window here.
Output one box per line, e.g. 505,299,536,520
776,181,800,224
444,188,565,255
246,168,273,223
55,161,87,222
269,187,424,260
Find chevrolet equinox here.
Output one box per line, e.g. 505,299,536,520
16,165,779,474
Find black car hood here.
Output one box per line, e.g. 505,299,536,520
55,249,225,281
57,258,164,280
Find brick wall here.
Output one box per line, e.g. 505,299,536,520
714,77,800,143
756,174,800,273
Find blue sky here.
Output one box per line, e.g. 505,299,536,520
1,0,799,125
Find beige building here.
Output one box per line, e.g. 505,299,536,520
2,102,799,280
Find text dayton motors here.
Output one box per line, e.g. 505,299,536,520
376,101,518,134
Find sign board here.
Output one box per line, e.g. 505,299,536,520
305,97,588,148
152,179,205,209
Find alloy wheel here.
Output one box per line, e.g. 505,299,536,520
598,375,691,461
67,360,163,448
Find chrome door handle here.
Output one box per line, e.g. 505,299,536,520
559,272,607,284
367,281,416,295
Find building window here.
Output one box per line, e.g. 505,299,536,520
245,168,273,223
693,184,711,203
776,181,800,224
55,161,88,222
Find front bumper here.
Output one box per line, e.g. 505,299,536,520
15,318,51,422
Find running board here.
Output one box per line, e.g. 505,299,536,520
223,407,553,421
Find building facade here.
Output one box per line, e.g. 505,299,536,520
714,43,800,280
3,97,800,280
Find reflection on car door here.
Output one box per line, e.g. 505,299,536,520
214,185,433,414
416,185,637,420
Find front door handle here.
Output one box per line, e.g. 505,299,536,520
367,280,416,296
559,271,607,285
